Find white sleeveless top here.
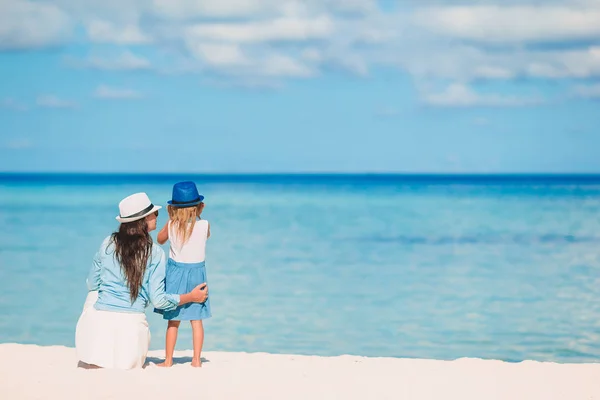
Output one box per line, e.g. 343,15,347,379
168,218,209,263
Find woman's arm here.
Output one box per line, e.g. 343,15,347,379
157,221,169,245
148,250,208,310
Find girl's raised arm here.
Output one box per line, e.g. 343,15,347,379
157,221,169,245
86,249,102,291
86,238,109,291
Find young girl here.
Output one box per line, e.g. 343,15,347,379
155,181,211,368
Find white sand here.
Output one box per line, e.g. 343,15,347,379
1,344,599,400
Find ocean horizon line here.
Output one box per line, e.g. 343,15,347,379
2,171,600,185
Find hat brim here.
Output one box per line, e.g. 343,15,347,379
167,196,204,208
116,205,162,223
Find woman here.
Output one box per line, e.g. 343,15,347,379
75,192,208,369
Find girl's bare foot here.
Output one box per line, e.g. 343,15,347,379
191,359,202,368
157,359,173,367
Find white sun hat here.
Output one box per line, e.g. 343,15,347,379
116,192,162,223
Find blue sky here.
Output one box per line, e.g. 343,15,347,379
0,0,599,173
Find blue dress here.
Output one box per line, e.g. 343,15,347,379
154,258,212,320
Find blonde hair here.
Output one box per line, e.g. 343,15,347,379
167,203,204,245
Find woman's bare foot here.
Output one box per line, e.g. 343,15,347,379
156,359,173,367
191,359,202,368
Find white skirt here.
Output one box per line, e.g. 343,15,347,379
75,291,151,370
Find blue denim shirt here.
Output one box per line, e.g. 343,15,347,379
87,236,180,313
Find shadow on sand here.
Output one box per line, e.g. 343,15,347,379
76,357,210,369
144,356,210,367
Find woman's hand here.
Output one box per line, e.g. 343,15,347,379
178,283,208,305
190,283,208,303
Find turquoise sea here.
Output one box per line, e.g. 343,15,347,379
1,174,600,363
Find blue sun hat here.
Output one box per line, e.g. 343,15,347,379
167,181,204,207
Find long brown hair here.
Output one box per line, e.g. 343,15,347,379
110,218,153,302
168,203,203,245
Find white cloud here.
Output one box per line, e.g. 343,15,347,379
392,44,600,82
0,0,71,50
36,95,77,109
149,0,376,19
86,20,150,44
261,54,314,77
201,76,284,90
186,43,315,78
93,85,143,99
421,84,544,107
0,98,28,111
184,16,334,44
326,0,377,14
414,6,600,44
188,43,249,67
67,51,151,70
150,0,281,19
572,83,600,98
525,46,600,78
1,0,600,93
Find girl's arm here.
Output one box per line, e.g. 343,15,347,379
148,250,208,310
157,221,169,245
86,240,106,291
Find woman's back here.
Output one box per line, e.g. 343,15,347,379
88,236,170,313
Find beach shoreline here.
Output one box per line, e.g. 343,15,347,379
2,343,599,400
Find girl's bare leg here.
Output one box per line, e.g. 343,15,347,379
157,320,181,367
190,320,204,367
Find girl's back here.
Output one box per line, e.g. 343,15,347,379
168,218,209,263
